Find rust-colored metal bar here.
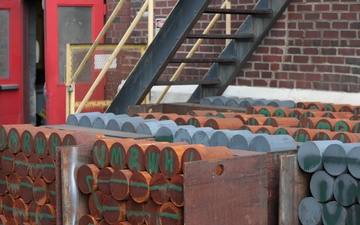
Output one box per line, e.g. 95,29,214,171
293,128,319,142
245,106,277,117
182,145,232,163
14,152,28,178
79,215,99,225
174,115,194,126
33,178,48,206
203,117,244,130
109,138,138,170
264,117,299,127
298,117,325,129
88,191,105,220
28,201,40,224
8,173,20,199
20,176,33,203
159,113,179,121
102,195,126,224
322,111,353,119
144,199,161,225
256,126,278,134
186,110,218,117
92,139,124,169
110,169,133,201
42,155,56,183
62,132,105,146
246,116,269,126
125,198,145,225
133,112,164,120
274,127,299,136
129,171,152,203
312,130,337,141
168,174,184,207
39,204,56,225
333,132,360,143
158,202,183,225
272,107,294,117
47,181,56,208
97,167,115,195
3,194,15,219
149,173,169,205
2,148,15,175
159,145,189,178
28,154,42,181
234,113,265,124
77,164,100,194
187,116,208,127
48,130,74,159
21,128,44,156
126,141,158,172
13,198,28,223
0,124,34,151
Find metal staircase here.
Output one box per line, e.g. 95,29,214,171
106,0,291,115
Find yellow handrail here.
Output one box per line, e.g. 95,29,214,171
155,1,229,104
75,0,151,113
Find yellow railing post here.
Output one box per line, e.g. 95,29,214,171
75,0,150,113
155,1,228,104
226,0,232,45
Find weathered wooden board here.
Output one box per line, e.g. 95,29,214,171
128,102,245,116
183,150,268,225
278,154,311,225
55,144,93,225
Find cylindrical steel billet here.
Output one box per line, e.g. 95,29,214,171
214,112,241,119
168,174,184,207
248,134,297,152
322,111,354,119
126,141,157,172
144,199,161,225
298,117,324,129
334,120,360,132
182,145,233,163
302,110,325,118
109,138,137,170
136,120,177,135
34,130,53,158
293,128,318,142
351,121,360,133
39,204,56,225
98,167,115,195
234,113,265,124
79,113,115,127
0,170,7,195
246,106,276,116
14,152,28,178
312,130,337,141
159,113,179,121
7,126,35,154
42,155,56,183
174,127,214,144
310,170,335,202
323,103,353,112
13,198,28,223
274,127,299,136
306,102,328,110
149,173,169,205
33,178,48,206
186,110,217,117
47,130,73,159
125,198,145,225
92,139,123,169
2,148,15,175
121,118,157,133
267,99,295,108
246,116,270,126
316,118,341,131
21,128,44,156
174,115,193,126
228,133,267,150
113,221,131,225
66,112,102,126
212,96,229,106
103,195,126,224
89,191,105,220
133,112,163,120
8,173,20,199
239,99,255,108
129,171,152,203
297,197,323,225
297,140,342,173
347,145,360,179
272,107,294,117
155,125,195,143
351,114,360,121
322,201,347,225
28,201,40,225
346,204,360,225
187,116,208,128
322,143,357,176
158,202,183,225
79,215,99,225
204,117,244,130
0,124,33,151
0,215,7,225
209,130,252,147
159,145,197,178
110,169,133,201
264,117,299,127
20,176,33,203
224,96,241,107
28,154,42,181
47,181,56,207
93,114,129,129
190,129,216,146
106,116,144,131
256,126,278,134
333,173,358,207
62,132,105,146
289,108,308,120
3,194,14,218
77,164,100,194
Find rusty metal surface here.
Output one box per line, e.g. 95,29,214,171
55,144,93,225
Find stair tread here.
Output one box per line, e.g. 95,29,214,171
187,33,254,39
155,79,220,86
204,8,272,15
170,57,237,63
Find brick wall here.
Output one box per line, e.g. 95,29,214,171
105,0,360,95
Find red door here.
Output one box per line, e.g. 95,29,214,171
0,0,23,124
44,0,104,124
